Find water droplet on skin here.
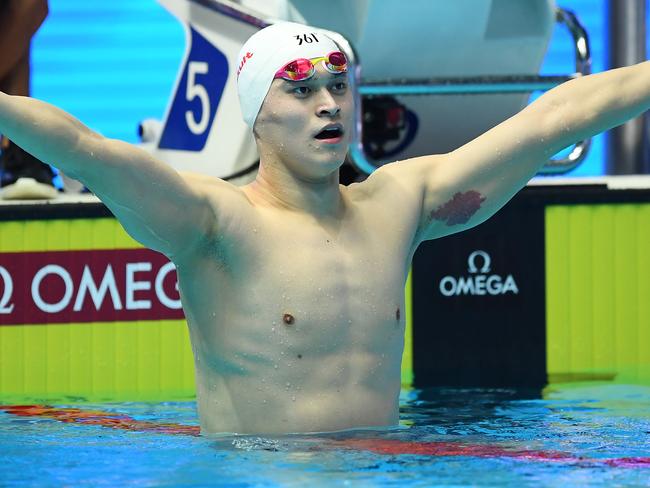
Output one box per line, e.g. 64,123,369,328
271,327,276,332
291,396,296,402
262,399,267,404
286,382,291,387
274,364,278,369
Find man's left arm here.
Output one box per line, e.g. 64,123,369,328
378,60,650,243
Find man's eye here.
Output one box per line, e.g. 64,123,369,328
293,86,311,96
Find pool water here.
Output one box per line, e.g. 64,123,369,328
1,385,649,487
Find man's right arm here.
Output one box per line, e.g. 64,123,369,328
0,92,218,259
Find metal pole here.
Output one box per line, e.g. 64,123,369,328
606,0,648,174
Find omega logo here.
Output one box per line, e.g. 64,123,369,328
0,262,181,315
438,250,519,297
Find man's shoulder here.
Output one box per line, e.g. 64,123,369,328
177,171,258,236
178,171,252,205
346,155,444,201
179,171,238,191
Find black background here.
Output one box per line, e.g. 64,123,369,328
412,192,547,388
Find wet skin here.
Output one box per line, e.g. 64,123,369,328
9,50,637,434
174,64,494,434
178,68,419,434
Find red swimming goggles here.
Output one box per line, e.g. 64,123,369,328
274,51,348,81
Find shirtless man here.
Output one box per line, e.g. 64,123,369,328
1,21,649,435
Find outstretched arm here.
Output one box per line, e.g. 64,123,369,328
0,92,217,258
376,60,650,243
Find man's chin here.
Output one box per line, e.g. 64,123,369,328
316,156,346,173
294,157,345,181
314,148,348,166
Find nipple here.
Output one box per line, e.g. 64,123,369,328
283,313,295,326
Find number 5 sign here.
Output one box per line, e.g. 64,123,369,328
158,27,229,151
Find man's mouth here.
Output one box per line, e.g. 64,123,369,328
314,125,344,142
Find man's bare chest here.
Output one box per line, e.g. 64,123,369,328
177,206,412,356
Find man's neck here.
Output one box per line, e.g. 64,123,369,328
247,161,343,218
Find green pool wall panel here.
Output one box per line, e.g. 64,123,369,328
546,203,650,384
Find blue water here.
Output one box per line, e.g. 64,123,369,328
1,385,649,487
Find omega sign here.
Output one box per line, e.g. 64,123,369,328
439,250,519,297
0,248,184,326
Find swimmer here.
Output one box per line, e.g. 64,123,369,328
1,21,650,434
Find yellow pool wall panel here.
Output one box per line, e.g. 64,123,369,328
0,320,195,402
546,203,650,385
0,218,195,402
401,270,414,386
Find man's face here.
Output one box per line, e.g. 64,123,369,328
253,64,353,180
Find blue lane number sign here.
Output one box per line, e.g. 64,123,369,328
158,27,229,151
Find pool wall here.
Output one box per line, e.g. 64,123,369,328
411,180,650,388
0,204,194,401
546,203,650,384
1,181,650,401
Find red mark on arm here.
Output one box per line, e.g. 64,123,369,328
428,191,486,226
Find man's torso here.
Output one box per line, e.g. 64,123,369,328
175,172,423,434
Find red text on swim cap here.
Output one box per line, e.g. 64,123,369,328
237,52,254,78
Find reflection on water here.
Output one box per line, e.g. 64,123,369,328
1,385,649,486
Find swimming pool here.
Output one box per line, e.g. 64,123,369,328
1,384,648,486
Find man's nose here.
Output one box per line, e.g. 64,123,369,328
316,91,340,117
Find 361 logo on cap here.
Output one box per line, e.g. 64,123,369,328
295,33,320,45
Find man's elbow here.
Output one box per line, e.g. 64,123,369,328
526,87,584,151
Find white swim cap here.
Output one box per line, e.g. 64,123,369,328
236,21,340,128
